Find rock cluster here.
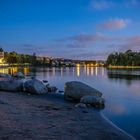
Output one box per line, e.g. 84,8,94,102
0,72,105,109
0,72,48,95
64,81,105,109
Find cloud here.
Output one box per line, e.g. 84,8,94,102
70,51,110,60
90,0,140,10
2,34,140,60
55,32,111,45
119,36,140,51
98,18,131,30
127,36,140,43
90,0,114,10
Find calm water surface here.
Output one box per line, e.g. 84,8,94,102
1,66,140,139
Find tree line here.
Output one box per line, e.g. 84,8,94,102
0,48,41,65
106,50,140,66
4,51,37,65
0,48,74,67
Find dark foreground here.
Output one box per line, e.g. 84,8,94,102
0,91,135,140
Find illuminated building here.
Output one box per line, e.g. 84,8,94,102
0,49,4,64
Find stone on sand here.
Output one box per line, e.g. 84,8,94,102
24,79,48,95
64,81,102,101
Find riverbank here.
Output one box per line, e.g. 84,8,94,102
0,91,135,140
107,66,140,69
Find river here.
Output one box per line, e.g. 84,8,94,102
0,66,140,139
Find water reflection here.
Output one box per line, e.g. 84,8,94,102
1,66,140,83
107,69,140,86
30,66,106,77
107,103,126,116
23,67,30,75
0,66,106,84
75,65,105,77
0,67,30,76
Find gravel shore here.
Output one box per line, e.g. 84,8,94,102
0,91,135,140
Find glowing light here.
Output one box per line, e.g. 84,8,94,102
90,63,93,67
0,59,3,63
24,67,29,75
0,68,9,74
9,67,18,75
76,64,80,77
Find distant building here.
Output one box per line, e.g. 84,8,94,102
0,48,4,64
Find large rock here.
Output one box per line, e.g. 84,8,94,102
24,79,48,95
64,81,102,101
0,79,23,92
80,95,105,108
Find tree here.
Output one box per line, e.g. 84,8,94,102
106,50,140,66
0,48,3,52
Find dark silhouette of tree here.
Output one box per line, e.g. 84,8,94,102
106,50,140,66
0,48,3,52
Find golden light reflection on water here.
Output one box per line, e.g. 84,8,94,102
0,67,30,76
9,67,18,75
0,68,9,74
76,64,80,77
75,64,105,77
0,65,105,77
23,67,29,75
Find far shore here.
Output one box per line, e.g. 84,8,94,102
107,66,140,69
0,91,135,140
0,64,140,69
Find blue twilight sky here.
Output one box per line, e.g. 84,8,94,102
0,0,140,60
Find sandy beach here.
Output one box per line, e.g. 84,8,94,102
0,91,135,140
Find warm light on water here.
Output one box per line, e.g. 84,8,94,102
23,67,29,75
76,64,80,76
0,66,140,139
0,66,107,78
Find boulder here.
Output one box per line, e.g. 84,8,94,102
80,95,105,108
24,79,48,95
0,79,23,92
64,81,102,101
13,72,25,78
